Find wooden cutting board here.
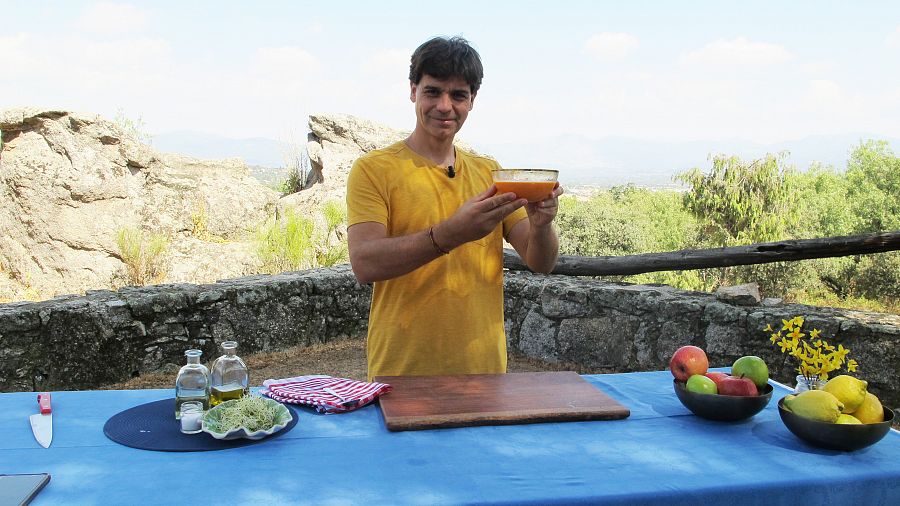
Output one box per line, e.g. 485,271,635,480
374,371,630,431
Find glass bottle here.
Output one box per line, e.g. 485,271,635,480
175,349,210,419
209,340,249,407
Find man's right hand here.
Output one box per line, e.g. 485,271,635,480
433,185,527,250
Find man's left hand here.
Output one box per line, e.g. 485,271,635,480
525,183,563,227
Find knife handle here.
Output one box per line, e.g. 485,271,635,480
37,393,52,414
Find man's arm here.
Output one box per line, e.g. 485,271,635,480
348,186,526,284
505,184,564,274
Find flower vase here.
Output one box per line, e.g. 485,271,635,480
794,375,825,393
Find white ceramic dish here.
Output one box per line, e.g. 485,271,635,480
201,397,293,441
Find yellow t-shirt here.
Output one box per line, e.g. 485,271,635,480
347,141,527,380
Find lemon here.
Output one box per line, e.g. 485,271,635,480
835,414,862,424
853,392,885,424
783,390,844,423
822,375,868,413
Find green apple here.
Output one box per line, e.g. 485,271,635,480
731,355,769,388
685,374,718,395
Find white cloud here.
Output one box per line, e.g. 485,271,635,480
75,2,150,34
886,25,900,48
582,32,639,61
254,46,319,76
0,32,170,86
800,59,838,75
805,79,844,104
361,48,409,74
679,37,792,67
0,33,29,69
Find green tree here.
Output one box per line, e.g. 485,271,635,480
676,152,797,246
846,140,900,232
787,164,855,238
556,192,642,257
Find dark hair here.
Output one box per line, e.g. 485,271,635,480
409,36,484,94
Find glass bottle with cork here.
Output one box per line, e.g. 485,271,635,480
174,349,210,419
209,340,249,406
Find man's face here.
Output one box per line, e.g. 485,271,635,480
410,74,475,142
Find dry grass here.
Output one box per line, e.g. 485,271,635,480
100,339,613,390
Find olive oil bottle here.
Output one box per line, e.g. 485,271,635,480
209,341,249,407
210,383,247,405
175,349,210,419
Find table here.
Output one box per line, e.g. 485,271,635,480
2,370,899,505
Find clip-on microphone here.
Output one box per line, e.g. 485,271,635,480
447,165,455,178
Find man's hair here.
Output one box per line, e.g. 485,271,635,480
409,36,484,94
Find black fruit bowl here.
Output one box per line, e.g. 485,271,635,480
673,379,773,421
777,398,895,451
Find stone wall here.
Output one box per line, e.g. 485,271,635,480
0,267,370,392
2,266,899,407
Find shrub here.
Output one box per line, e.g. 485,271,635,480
280,142,311,195
256,209,316,273
255,200,349,273
116,227,169,285
113,108,152,145
190,198,210,240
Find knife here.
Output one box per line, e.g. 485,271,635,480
29,393,52,448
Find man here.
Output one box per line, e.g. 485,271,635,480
346,36,563,380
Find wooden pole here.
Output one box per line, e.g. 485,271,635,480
503,231,900,276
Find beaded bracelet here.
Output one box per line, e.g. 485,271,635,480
428,226,450,255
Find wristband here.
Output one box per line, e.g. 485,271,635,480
428,226,450,255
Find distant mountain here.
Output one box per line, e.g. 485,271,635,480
152,130,289,167
153,129,900,188
477,133,900,187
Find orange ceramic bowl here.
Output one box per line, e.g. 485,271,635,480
492,168,558,202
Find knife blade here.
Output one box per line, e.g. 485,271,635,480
29,393,52,448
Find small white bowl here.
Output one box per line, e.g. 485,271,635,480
201,397,293,440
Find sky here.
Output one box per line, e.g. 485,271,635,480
3,1,900,171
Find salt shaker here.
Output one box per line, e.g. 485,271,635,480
180,401,204,434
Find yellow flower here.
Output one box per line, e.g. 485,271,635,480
767,315,859,380
778,338,793,353
835,344,850,361
787,328,805,341
764,324,774,333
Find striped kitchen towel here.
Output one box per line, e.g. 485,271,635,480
260,375,392,413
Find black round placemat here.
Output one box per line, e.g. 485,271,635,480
103,398,299,452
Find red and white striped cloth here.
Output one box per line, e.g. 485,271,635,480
260,375,392,413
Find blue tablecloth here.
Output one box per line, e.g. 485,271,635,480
2,370,898,505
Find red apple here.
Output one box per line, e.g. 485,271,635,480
705,371,730,389
669,345,709,382
718,375,758,396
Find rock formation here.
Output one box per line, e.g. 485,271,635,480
0,109,479,302
0,108,278,300
278,114,410,219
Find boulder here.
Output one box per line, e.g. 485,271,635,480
715,283,762,306
283,113,480,219
0,108,278,299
